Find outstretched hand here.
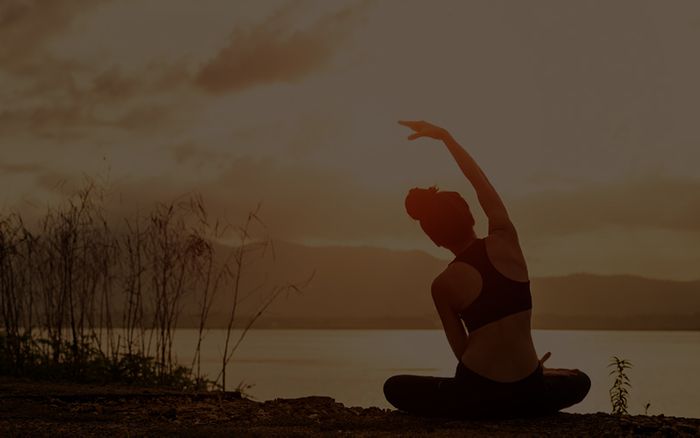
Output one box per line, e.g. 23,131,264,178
539,351,581,375
398,120,450,141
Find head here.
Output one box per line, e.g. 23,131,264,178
405,186,475,249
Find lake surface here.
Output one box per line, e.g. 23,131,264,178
171,329,700,418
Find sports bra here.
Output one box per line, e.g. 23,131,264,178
448,237,532,332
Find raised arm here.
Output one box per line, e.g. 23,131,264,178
399,120,513,234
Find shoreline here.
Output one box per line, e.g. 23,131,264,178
1,379,699,437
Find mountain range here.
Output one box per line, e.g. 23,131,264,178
191,240,700,330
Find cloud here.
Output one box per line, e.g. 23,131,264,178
149,155,409,243
0,0,106,72
170,141,230,168
88,63,194,104
1,1,366,143
89,67,141,102
0,162,45,175
0,65,190,141
195,0,369,94
202,156,407,242
0,0,195,141
509,176,700,236
0,104,97,141
111,104,175,133
9,155,700,246
8,155,409,243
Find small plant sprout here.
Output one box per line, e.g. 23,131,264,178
235,380,256,400
608,356,633,415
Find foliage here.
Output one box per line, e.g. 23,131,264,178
0,177,309,391
235,380,256,400
608,356,633,415
0,332,208,390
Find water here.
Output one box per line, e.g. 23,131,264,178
172,329,700,418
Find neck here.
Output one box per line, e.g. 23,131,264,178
445,234,478,256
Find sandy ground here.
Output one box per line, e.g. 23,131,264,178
1,378,699,437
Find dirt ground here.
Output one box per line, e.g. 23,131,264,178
1,378,698,437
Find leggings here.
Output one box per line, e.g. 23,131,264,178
383,362,590,419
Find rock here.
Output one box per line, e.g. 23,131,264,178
0,379,699,437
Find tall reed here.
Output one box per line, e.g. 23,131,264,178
0,178,306,390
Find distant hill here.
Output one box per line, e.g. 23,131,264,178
192,240,700,330
530,273,700,329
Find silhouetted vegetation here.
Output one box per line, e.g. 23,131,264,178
0,178,309,390
608,356,633,415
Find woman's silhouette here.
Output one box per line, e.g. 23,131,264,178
383,120,590,419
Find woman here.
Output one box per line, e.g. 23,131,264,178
383,120,590,419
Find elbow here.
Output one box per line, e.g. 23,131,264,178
430,274,449,301
430,280,440,301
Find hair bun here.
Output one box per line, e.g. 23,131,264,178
405,186,439,220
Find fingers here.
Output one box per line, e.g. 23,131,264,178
399,120,431,141
398,120,423,130
540,351,552,364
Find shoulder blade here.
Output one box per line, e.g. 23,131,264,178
432,262,483,311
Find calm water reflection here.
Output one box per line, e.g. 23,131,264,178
170,329,700,418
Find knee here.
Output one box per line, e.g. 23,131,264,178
557,369,591,405
574,370,592,399
383,375,413,407
383,375,402,401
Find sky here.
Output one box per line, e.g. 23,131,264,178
1,0,699,280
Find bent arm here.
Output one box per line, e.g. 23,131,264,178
441,133,512,233
432,287,469,361
431,268,479,361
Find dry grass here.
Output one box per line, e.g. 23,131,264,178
0,178,309,390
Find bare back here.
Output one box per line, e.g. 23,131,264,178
456,228,540,382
